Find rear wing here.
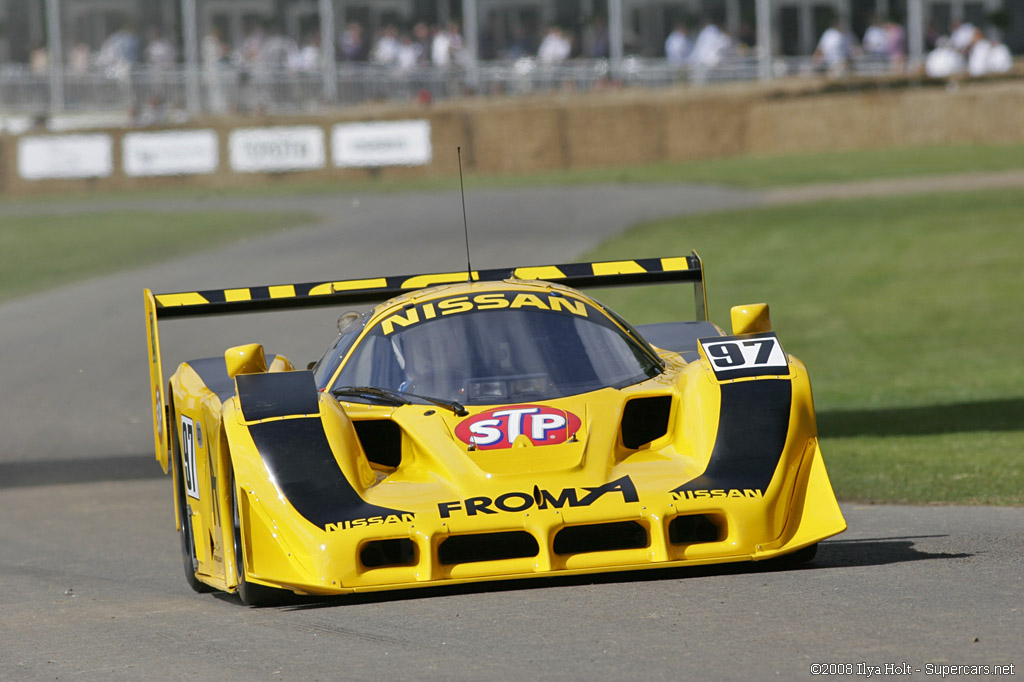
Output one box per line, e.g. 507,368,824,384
145,253,706,469
149,253,706,319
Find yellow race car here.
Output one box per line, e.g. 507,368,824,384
145,253,845,605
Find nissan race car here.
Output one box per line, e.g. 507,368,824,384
144,253,846,606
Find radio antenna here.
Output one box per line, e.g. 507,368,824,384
457,146,472,282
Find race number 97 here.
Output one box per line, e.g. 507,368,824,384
180,415,200,499
700,333,788,380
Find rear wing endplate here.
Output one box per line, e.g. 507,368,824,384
145,289,170,472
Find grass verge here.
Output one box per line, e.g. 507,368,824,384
584,188,1024,505
2,143,1023,206
0,210,314,302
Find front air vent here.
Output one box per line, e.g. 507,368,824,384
438,531,539,565
553,521,648,555
353,420,402,468
668,514,723,545
360,538,416,568
620,396,672,449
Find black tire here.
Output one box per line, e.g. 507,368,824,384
230,475,292,607
171,414,214,594
771,543,819,568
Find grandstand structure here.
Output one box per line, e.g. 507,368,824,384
0,0,1019,118
2,0,1018,62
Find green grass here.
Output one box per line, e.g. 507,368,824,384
586,143,1024,188
0,211,314,302
826,433,1023,506
2,143,1022,207
584,188,1024,505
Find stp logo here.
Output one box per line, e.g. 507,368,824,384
455,405,582,450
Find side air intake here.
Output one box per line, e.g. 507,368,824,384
352,420,402,468
620,396,672,449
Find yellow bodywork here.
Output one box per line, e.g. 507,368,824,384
148,277,845,599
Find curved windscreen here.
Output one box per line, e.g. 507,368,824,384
328,292,662,405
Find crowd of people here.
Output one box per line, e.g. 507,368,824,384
28,12,1016,80
17,11,1016,118
663,18,745,70
924,20,1013,78
810,13,1013,80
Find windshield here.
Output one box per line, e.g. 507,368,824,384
328,291,662,405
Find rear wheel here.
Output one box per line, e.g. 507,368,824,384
230,475,292,607
171,414,213,594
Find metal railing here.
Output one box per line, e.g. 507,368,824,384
0,55,911,120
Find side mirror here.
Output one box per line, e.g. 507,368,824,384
730,303,772,335
225,343,267,378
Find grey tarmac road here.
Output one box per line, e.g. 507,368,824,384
1,182,1020,681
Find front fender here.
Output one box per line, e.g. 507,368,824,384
673,348,844,551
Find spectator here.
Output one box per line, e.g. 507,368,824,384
537,25,572,65
144,28,176,111
735,21,756,52
413,23,433,64
29,44,48,75
924,21,941,51
96,22,140,78
239,19,265,67
664,23,692,65
395,33,423,71
924,37,965,78
985,33,1013,74
503,24,533,59
257,21,296,71
581,16,609,59
202,26,228,67
145,28,176,70
371,24,401,65
339,22,368,62
949,20,975,54
884,19,906,72
814,18,856,77
862,14,888,58
432,21,464,67
70,43,91,75
289,31,321,73
967,28,991,76
201,27,229,113
690,17,731,69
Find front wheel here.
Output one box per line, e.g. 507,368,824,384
769,543,819,568
230,475,292,607
171,415,213,594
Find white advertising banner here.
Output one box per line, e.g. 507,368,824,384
229,126,326,173
123,130,219,177
332,120,432,167
18,134,113,180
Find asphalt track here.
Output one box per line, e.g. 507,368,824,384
1,180,1021,681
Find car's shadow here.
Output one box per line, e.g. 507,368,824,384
818,397,1024,437
268,534,971,611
